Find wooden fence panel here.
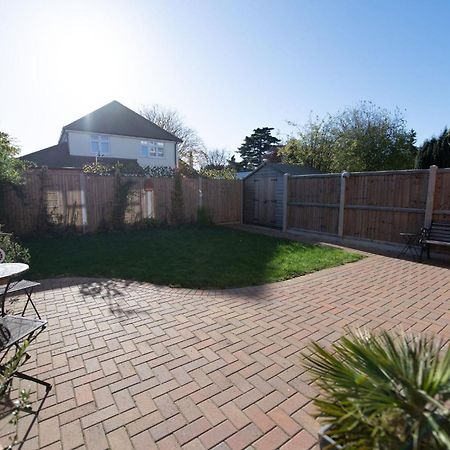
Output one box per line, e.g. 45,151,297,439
284,168,450,245
182,178,200,223
85,174,116,231
433,169,450,223
124,177,145,225
3,170,243,234
287,175,340,234
203,179,241,223
343,171,428,243
44,170,83,228
3,171,42,234
152,177,174,224
243,178,256,224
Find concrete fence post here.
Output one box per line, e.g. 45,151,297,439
424,165,438,228
338,171,349,238
282,173,289,232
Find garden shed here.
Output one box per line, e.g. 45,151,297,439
243,162,321,228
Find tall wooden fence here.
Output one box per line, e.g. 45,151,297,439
3,169,242,234
285,166,450,245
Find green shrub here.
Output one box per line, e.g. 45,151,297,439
0,234,30,263
303,330,450,450
199,167,237,180
197,207,213,225
142,218,164,228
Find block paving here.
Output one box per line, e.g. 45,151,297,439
2,254,450,449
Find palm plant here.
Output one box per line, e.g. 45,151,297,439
303,330,450,450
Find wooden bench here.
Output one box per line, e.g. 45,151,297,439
419,222,450,261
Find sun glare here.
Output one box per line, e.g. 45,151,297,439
34,3,138,106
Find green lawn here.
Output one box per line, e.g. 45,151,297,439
24,227,362,289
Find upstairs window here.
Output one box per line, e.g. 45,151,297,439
91,135,110,155
140,141,164,158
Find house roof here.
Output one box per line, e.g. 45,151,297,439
21,142,142,171
61,101,183,143
244,162,321,179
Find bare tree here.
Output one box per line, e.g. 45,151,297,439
140,104,206,166
200,149,230,169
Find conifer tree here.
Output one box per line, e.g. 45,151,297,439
416,128,450,168
237,128,280,170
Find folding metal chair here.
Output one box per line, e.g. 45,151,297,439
0,280,42,319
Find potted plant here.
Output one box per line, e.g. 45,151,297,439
303,329,450,450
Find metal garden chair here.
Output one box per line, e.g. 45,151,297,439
0,247,51,448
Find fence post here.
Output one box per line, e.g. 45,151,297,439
79,172,88,233
282,173,289,232
338,171,348,238
424,165,438,228
198,176,203,209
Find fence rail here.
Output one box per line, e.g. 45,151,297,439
3,169,242,234
284,165,450,246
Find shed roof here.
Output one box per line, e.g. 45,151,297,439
244,162,321,179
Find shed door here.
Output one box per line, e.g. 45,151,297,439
253,177,277,227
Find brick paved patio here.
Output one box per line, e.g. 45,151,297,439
3,254,450,449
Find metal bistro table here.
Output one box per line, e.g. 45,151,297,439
0,263,51,449
0,263,29,284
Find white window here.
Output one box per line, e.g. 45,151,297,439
140,143,149,158
140,141,164,158
91,135,110,155
156,142,164,157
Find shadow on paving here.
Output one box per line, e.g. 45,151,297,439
26,278,151,317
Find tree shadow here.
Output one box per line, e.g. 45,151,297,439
79,279,131,298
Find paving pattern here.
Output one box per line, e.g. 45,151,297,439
3,254,450,450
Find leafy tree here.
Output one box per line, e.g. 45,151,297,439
281,102,417,172
415,128,450,169
0,132,31,228
281,116,335,172
332,102,417,171
237,127,280,170
140,104,206,167
0,132,29,185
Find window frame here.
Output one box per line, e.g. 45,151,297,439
140,141,165,158
90,135,110,155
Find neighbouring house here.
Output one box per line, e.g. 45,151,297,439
243,162,321,228
21,101,182,170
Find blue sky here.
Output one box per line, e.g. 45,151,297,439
1,0,449,156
